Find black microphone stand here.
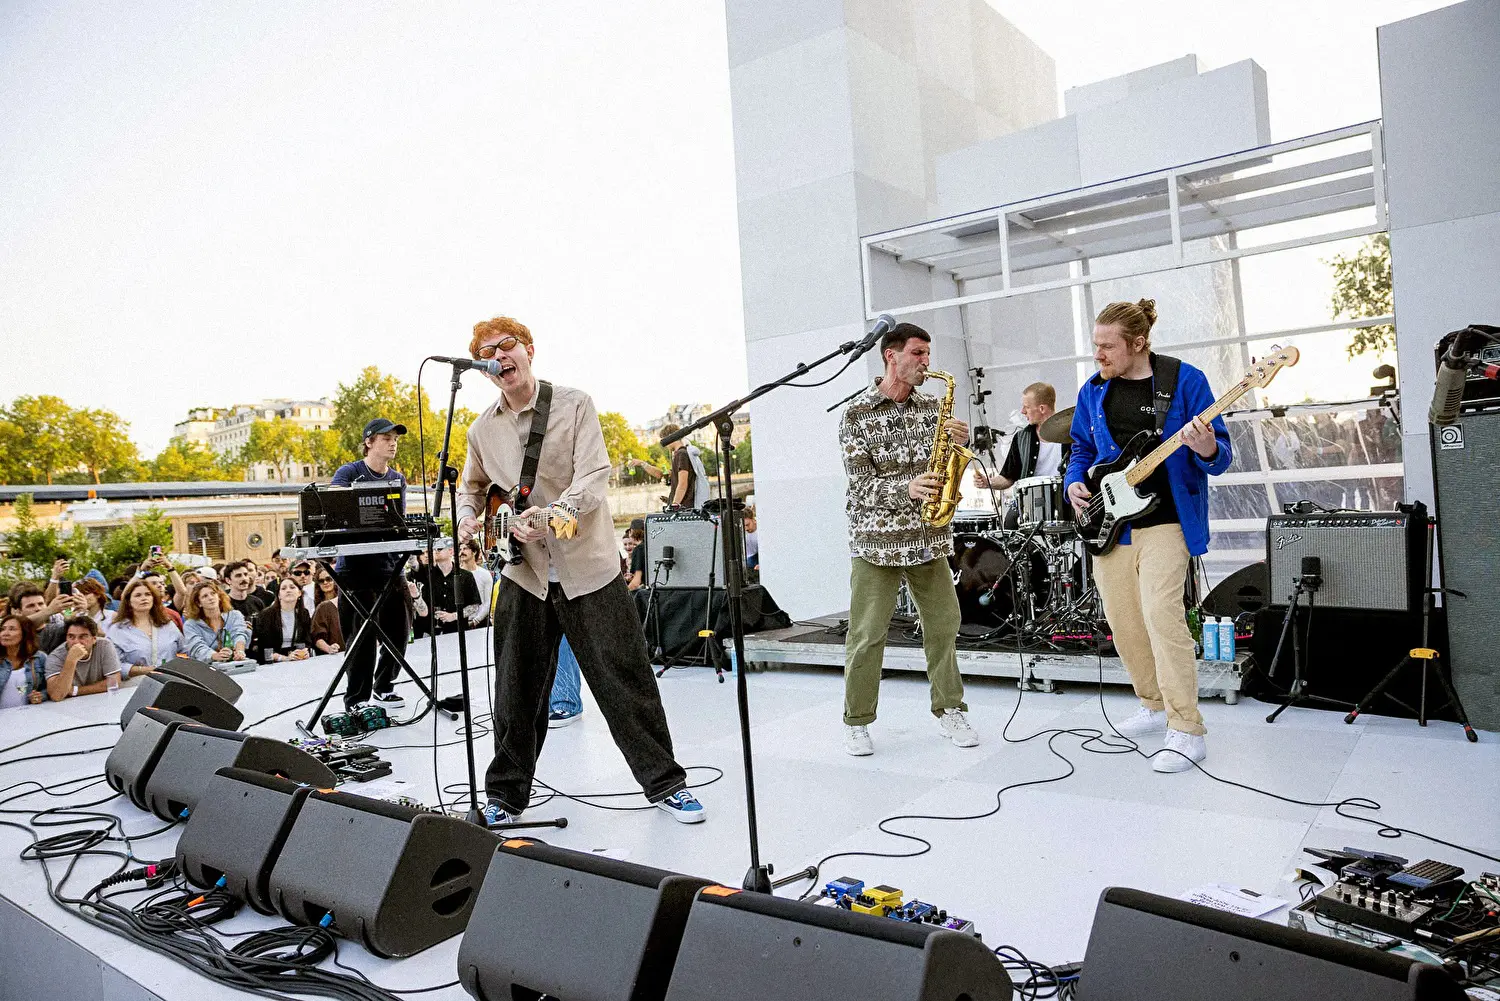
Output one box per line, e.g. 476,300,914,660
426,359,484,824
660,318,890,894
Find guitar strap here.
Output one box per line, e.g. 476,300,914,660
1150,353,1181,436
515,380,553,513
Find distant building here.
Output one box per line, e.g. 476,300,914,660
638,405,750,450
203,399,335,483
170,407,224,448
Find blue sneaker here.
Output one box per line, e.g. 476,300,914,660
481,800,514,828
548,708,583,728
656,789,705,824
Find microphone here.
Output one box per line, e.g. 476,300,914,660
659,545,675,569
429,355,503,377
1429,327,1483,426
853,314,897,356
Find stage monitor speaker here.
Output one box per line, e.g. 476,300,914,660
1266,507,1424,612
1432,408,1500,731
646,512,725,590
175,767,312,914
119,672,244,732
104,707,193,810
154,657,243,705
142,723,335,823
458,838,712,1001
662,884,1010,1001
267,789,498,958
1075,886,1464,1000
1201,561,1270,620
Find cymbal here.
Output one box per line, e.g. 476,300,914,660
1038,407,1075,444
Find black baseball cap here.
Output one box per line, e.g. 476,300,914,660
363,418,407,439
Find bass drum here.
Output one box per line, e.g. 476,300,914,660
950,532,1051,630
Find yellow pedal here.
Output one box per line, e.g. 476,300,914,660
1410,648,1438,660
850,884,903,916
698,630,715,638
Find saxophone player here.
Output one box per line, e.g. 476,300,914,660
838,322,979,756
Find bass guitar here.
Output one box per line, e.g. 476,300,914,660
481,484,580,565
1074,346,1298,557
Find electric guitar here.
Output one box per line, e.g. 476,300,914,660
1074,346,1299,557
482,484,580,565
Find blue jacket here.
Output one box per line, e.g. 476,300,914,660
1063,358,1233,557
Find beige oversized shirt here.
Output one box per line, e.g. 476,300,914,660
456,381,618,601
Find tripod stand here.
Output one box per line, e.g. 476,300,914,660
656,510,727,681
1344,516,1478,741
1264,558,1350,723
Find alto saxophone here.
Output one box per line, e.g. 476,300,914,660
919,369,974,527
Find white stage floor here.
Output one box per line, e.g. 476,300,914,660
2,627,1497,1000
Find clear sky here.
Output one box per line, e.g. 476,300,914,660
0,1,1454,453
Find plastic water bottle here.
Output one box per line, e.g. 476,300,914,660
1201,616,1219,662
1217,616,1235,663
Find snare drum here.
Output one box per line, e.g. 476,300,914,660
1013,476,1072,534
949,509,1000,536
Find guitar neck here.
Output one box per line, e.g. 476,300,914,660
1123,378,1249,487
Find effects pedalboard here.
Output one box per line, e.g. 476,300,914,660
288,735,393,784
818,877,979,938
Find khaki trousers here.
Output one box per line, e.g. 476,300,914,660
843,557,966,726
1093,523,1205,735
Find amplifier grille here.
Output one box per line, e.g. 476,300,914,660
1265,513,1417,612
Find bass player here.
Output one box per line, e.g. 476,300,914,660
838,321,978,757
456,315,706,827
1064,299,1232,772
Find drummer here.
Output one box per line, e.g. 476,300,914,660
972,382,1066,528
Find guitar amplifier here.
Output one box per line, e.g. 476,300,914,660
646,512,727,591
1265,508,1425,613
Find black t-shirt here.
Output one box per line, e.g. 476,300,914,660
669,448,697,509
999,426,1036,483
231,592,267,618
422,566,481,616
629,543,646,580
1103,376,1178,529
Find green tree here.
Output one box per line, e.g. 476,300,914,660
95,509,173,580
331,367,473,485
66,408,139,484
1327,232,1394,359
733,430,753,473
4,494,61,570
243,418,308,482
3,395,77,484
599,411,647,467
149,440,242,481
305,428,353,476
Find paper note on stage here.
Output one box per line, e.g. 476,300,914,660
1178,883,1287,918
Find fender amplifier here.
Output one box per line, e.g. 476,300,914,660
1265,507,1425,612
646,512,729,591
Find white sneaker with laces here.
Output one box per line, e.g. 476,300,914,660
1113,706,1167,738
937,708,979,748
1153,729,1206,773
844,724,874,756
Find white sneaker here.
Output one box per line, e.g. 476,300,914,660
1153,729,1206,773
937,708,979,748
1113,706,1168,738
844,724,874,756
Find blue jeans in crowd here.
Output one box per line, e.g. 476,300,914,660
549,635,583,715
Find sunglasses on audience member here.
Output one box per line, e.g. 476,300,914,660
476,336,522,359
291,566,311,577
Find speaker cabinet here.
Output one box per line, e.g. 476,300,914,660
268,789,498,958
645,512,727,590
1266,508,1425,612
458,839,712,1001
154,657,243,705
176,767,312,914
119,672,244,732
104,708,193,810
1432,408,1500,730
1075,886,1463,1000
662,884,1010,1001
142,723,335,823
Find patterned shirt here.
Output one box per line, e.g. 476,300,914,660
839,383,953,567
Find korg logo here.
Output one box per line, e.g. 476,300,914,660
1438,425,1465,450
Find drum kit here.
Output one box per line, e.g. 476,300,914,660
896,406,1106,646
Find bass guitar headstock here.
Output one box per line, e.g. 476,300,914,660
1244,344,1300,390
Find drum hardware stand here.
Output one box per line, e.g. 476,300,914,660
662,314,896,893
1343,516,1477,741
1264,556,1351,723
